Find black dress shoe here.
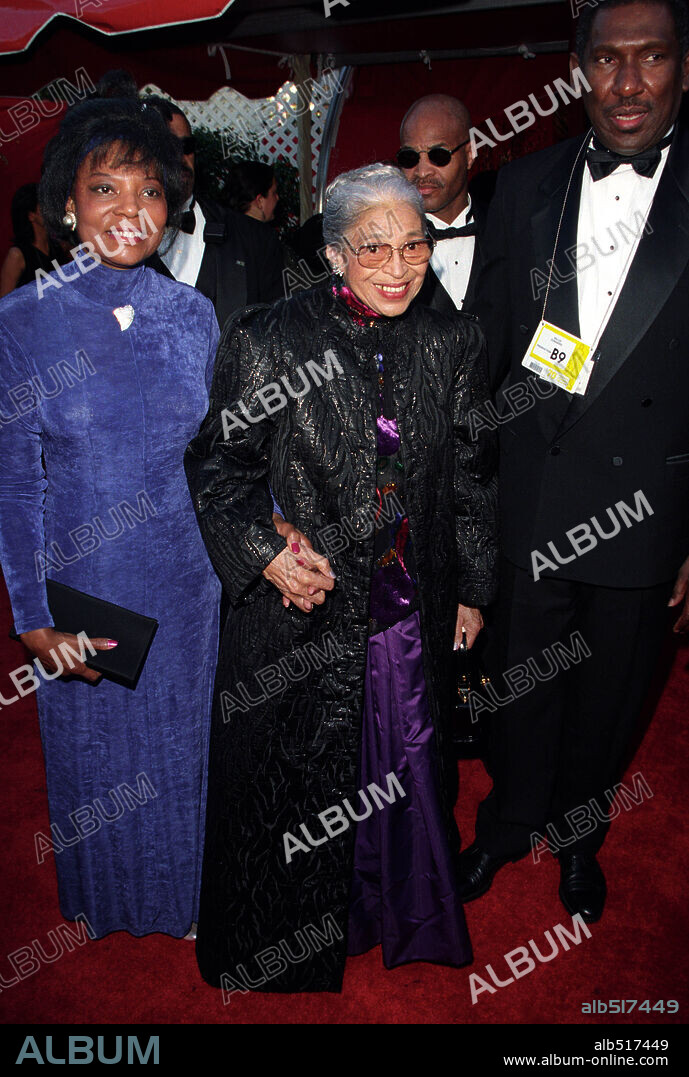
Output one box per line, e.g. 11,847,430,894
558,853,606,923
457,842,520,902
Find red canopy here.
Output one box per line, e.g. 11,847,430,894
1,0,236,55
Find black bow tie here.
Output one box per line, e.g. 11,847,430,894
426,216,478,240
179,201,196,234
586,131,673,181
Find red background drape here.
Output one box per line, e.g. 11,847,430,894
0,0,235,55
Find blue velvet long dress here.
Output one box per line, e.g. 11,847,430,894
0,260,221,938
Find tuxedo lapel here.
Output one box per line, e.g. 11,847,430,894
539,162,584,338
421,202,486,313
194,205,248,327
462,198,487,309
420,265,456,314
463,232,484,310
528,137,588,441
194,243,220,305
557,125,689,436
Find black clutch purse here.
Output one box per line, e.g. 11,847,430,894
10,581,159,690
452,628,491,756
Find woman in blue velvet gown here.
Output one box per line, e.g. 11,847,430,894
0,98,220,938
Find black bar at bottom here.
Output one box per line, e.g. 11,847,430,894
1,1021,687,1068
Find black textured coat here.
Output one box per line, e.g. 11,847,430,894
184,283,497,992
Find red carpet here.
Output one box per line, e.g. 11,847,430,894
0,576,687,1026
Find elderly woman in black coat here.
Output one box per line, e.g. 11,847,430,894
185,163,497,995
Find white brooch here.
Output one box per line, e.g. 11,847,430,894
112,305,135,331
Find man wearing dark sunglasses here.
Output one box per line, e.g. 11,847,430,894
146,99,284,329
398,94,486,313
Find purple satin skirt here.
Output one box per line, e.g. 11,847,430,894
347,611,472,968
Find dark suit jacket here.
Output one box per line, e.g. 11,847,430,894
148,198,284,332
468,125,689,588
418,198,487,314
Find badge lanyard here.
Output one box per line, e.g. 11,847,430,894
521,128,651,396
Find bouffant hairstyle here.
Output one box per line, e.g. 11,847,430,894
323,163,424,248
91,69,139,100
39,97,186,241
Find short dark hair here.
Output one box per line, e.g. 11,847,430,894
226,160,275,213
10,182,39,246
575,0,689,60
39,97,186,240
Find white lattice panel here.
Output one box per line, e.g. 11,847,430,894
141,72,342,202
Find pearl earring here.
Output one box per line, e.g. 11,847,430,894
62,211,77,230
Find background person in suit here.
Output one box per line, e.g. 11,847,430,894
398,94,486,313
460,0,689,923
147,100,284,329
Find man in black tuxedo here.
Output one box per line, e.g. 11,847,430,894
398,94,486,313
147,101,283,329
460,0,689,922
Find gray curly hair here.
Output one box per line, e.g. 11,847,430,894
323,163,425,247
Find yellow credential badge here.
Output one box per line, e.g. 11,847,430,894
522,320,592,394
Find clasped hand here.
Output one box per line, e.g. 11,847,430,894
264,515,336,612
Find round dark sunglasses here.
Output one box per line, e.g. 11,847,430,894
178,136,197,155
396,139,470,170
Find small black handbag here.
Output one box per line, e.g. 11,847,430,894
10,581,158,690
452,628,491,757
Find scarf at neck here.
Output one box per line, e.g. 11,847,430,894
332,278,381,326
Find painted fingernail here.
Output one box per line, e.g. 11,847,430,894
453,641,459,651
297,559,305,566
106,640,118,648
328,570,336,578
291,542,300,553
